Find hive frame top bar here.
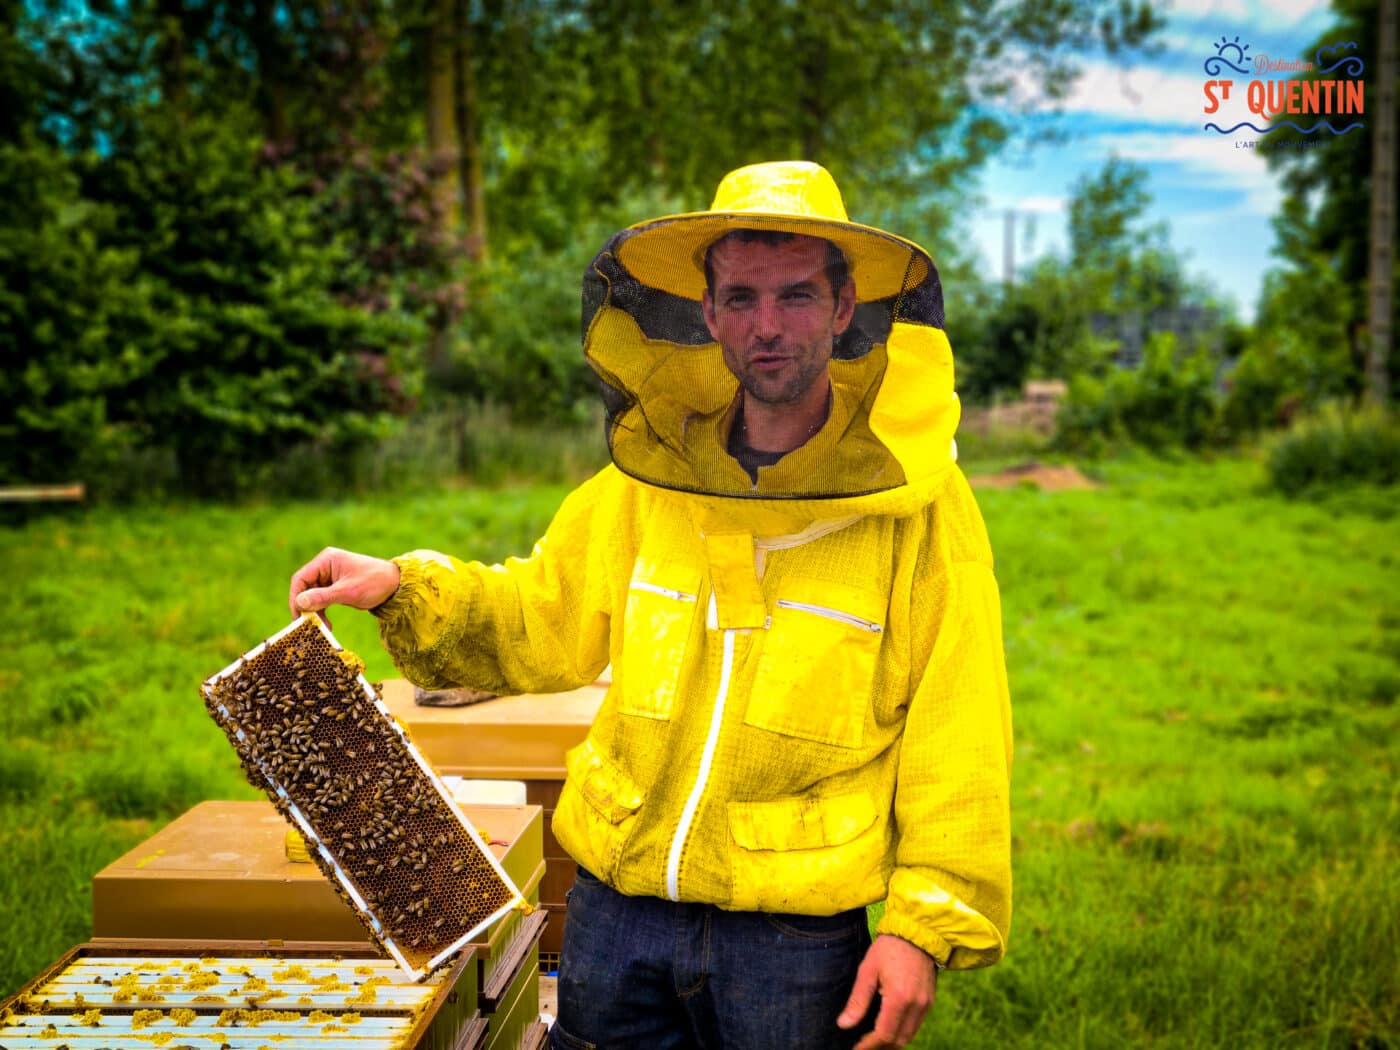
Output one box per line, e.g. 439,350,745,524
201,614,524,981
0,938,477,1050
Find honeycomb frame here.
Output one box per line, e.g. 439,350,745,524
201,615,522,980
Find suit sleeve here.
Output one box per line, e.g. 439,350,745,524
875,492,1013,969
370,468,628,694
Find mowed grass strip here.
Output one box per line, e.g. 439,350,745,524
2,455,1396,1048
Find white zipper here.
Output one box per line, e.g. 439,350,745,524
774,600,883,633
665,627,736,901
629,581,698,602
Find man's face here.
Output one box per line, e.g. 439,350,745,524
702,236,855,407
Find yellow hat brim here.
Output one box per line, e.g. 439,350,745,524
615,211,931,303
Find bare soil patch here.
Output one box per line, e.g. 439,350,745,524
968,461,1098,491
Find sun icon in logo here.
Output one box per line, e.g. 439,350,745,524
1205,33,1252,75
1214,34,1249,63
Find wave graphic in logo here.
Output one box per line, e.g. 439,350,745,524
1204,34,1251,75
1203,120,1365,135
1315,42,1364,76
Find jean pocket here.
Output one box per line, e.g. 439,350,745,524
746,578,885,748
549,1020,599,1050
763,909,868,942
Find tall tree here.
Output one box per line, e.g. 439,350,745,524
1262,0,1399,404
1367,0,1396,403
424,0,460,242
455,0,487,261
452,0,1164,264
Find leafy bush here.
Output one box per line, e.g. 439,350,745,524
1220,341,1297,435
0,137,153,486
445,185,685,425
96,110,429,492
1056,333,1221,452
449,246,596,424
3,107,432,497
1220,327,1357,438
1055,373,1123,455
1267,405,1400,496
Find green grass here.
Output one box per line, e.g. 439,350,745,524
1,452,1397,1047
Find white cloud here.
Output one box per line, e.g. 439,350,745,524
1255,0,1331,27
1090,130,1283,215
1007,0,1342,122
1165,0,1329,27
1158,29,1211,56
1011,59,1205,124
1018,196,1067,213
1166,0,1251,22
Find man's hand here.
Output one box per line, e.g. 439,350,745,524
288,547,400,623
837,934,938,1049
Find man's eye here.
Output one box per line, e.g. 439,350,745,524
725,293,753,307
784,290,816,302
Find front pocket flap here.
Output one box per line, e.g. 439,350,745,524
566,738,644,825
729,792,878,852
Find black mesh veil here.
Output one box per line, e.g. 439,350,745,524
582,219,951,501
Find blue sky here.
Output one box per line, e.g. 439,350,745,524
968,0,1348,321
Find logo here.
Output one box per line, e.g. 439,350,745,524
1201,35,1365,146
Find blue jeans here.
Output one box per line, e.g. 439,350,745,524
549,868,876,1050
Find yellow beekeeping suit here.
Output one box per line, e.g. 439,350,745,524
375,161,1012,969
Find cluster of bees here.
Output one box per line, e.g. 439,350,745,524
203,619,514,970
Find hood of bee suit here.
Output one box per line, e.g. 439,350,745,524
581,161,962,535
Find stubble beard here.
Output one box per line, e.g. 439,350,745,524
730,343,827,406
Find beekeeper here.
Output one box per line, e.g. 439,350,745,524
289,160,1012,1050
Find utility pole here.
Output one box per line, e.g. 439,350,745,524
1367,0,1396,405
1003,210,1016,290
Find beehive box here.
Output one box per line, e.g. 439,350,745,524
94,800,543,994
380,678,604,960
202,616,523,979
482,918,545,1050
379,679,603,781
0,940,486,1050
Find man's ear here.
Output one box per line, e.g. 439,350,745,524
832,277,856,335
702,290,720,341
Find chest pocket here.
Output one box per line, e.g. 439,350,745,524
746,577,886,748
617,573,701,720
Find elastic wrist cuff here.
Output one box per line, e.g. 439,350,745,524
875,912,954,969
371,556,418,620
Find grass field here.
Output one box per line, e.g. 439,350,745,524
2,452,1396,1047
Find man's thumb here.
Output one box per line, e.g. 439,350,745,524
837,963,877,1029
296,588,332,612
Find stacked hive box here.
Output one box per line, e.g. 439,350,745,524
92,799,546,1049
379,678,605,965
